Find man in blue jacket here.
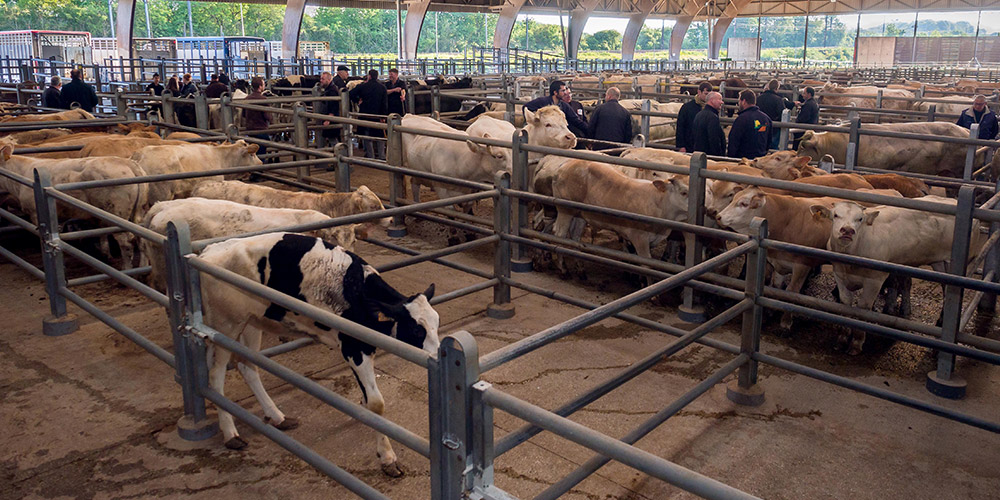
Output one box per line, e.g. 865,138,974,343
728,90,772,159
525,80,589,139
956,95,999,140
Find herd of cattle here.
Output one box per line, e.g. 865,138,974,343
0,70,992,473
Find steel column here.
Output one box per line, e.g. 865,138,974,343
680,152,707,323
488,172,515,320
33,169,77,336
281,0,307,60
728,218,767,405
428,332,480,499
386,114,407,237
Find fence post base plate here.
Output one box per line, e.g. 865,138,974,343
510,259,533,273
677,305,706,324
42,314,78,337
726,381,765,406
487,303,516,320
386,225,407,238
926,371,967,400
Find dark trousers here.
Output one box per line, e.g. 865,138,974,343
249,133,269,162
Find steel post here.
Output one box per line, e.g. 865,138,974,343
194,92,209,130
927,104,937,122
928,185,976,399
640,99,651,139
679,152,707,323
293,104,309,181
115,87,128,119
339,92,353,156
161,95,175,127
164,221,218,441
431,85,441,115
778,108,790,150
428,332,480,499
334,142,351,193
488,172,515,320
32,170,78,336
510,129,532,272
981,180,1000,313
846,116,861,170
875,89,883,124
965,124,980,181
386,114,407,237
728,218,767,406
220,94,236,141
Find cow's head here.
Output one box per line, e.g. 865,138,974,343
751,150,812,180
381,284,439,354
0,144,12,163
230,139,263,167
795,131,824,162
651,175,689,220
810,202,875,249
717,187,766,233
349,185,390,228
705,175,748,218
524,105,576,149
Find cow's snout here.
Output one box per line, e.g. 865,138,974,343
839,227,855,240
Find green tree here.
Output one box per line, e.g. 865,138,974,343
584,29,621,51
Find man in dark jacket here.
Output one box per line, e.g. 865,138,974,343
792,86,820,150
204,74,228,98
587,87,632,146
757,79,794,149
332,65,350,92
42,76,62,109
145,73,164,96
385,68,406,116
59,69,98,112
728,90,772,159
956,94,999,140
244,77,271,162
676,81,712,153
692,92,726,157
179,73,197,97
525,80,589,139
317,70,341,144
350,69,388,159
560,85,588,141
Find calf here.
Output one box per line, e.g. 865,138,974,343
190,181,388,228
130,141,262,209
760,173,874,197
860,173,930,198
198,233,439,476
141,198,358,291
811,197,980,354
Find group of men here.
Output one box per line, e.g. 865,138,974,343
525,79,635,146
314,65,408,159
41,69,99,112
675,79,820,159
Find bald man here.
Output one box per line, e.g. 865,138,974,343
692,91,726,156
587,87,633,145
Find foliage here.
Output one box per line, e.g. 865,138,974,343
581,29,622,51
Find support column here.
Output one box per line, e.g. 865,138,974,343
403,0,432,60
709,17,735,59
494,0,529,52
669,16,693,61
115,0,137,58
281,0,307,60
566,0,601,60
621,0,656,62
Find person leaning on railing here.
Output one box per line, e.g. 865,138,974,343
42,75,61,109
244,76,272,162
60,69,98,113
757,79,794,150
792,86,819,150
956,94,999,141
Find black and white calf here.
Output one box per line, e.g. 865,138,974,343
198,232,439,476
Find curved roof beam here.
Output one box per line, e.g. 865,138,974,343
116,0,136,58
282,0,308,59
669,15,693,60
621,0,657,62
567,0,603,60
494,0,529,50
403,0,433,60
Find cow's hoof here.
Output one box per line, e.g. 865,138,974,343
266,416,299,430
381,462,405,478
224,436,248,450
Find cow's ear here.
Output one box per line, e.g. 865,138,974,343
749,194,765,209
0,145,11,162
115,123,128,133
422,283,435,301
810,205,832,220
794,155,811,168
524,108,537,124
466,140,480,153
864,210,880,225
800,130,815,143
246,143,260,154
785,166,801,179
652,179,667,192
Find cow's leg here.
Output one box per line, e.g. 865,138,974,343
112,232,136,270
552,209,576,277
850,275,889,355
931,261,948,326
236,326,298,431
347,354,402,477
779,264,812,330
832,274,855,351
208,343,244,449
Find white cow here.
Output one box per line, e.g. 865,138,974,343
198,233,438,477
130,140,263,209
810,197,980,354
141,198,359,291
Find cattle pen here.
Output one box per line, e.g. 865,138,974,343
2,73,1000,499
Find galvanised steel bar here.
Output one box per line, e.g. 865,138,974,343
32,169,71,323
495,299,750,457
738,219,768,391
429,332,480,498
360,237,494,281
478,384,763,500
400,210,494,237
429,279,499,306
960,270,996,332
752,351,1000,434
0,244,44,280
492,172,513,312
42,188,165,246
187,256,432,367
479,241,755,373
375,235,498,274
60,225,129,241
67,266,151,287
937,186,978,386
0,207,39,236
194,322,431,458
967,230,1000,276
0,117,128,132
200,387,392,500
58,240,168,306
258,338,315,359
59,286,175,368
534,355,748,500
757,296,1000,365
13,144,85,154
344,155,498,193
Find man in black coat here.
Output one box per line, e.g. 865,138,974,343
691,92,726,157
793,86,820,150
204,74,228,98
757,79,794,150
317,70,341,144
332,65,350,92
59,69,98,112
525,80,589,139
384,68,406,116
728,90,772,160
587,87,632,146
559,85,588,142
42,75,62,109
350,69,388,159
676,81,712,153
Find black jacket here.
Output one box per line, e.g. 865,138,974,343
179,81,197,97
691,105,726,157
145,82,164,96
676,98,702,152
957,108,999,140
243,91,271,131
587,99,633,145
525,95,589,138
204,82,228,98
317,82,339,116
385,78,406,116
727,105,772,159
350,78,388,116
332,75,348,92
757,89,794,122
59,78,98,112
796,97,819,125
42,86,62,109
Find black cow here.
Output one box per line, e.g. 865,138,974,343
410,76,474,115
